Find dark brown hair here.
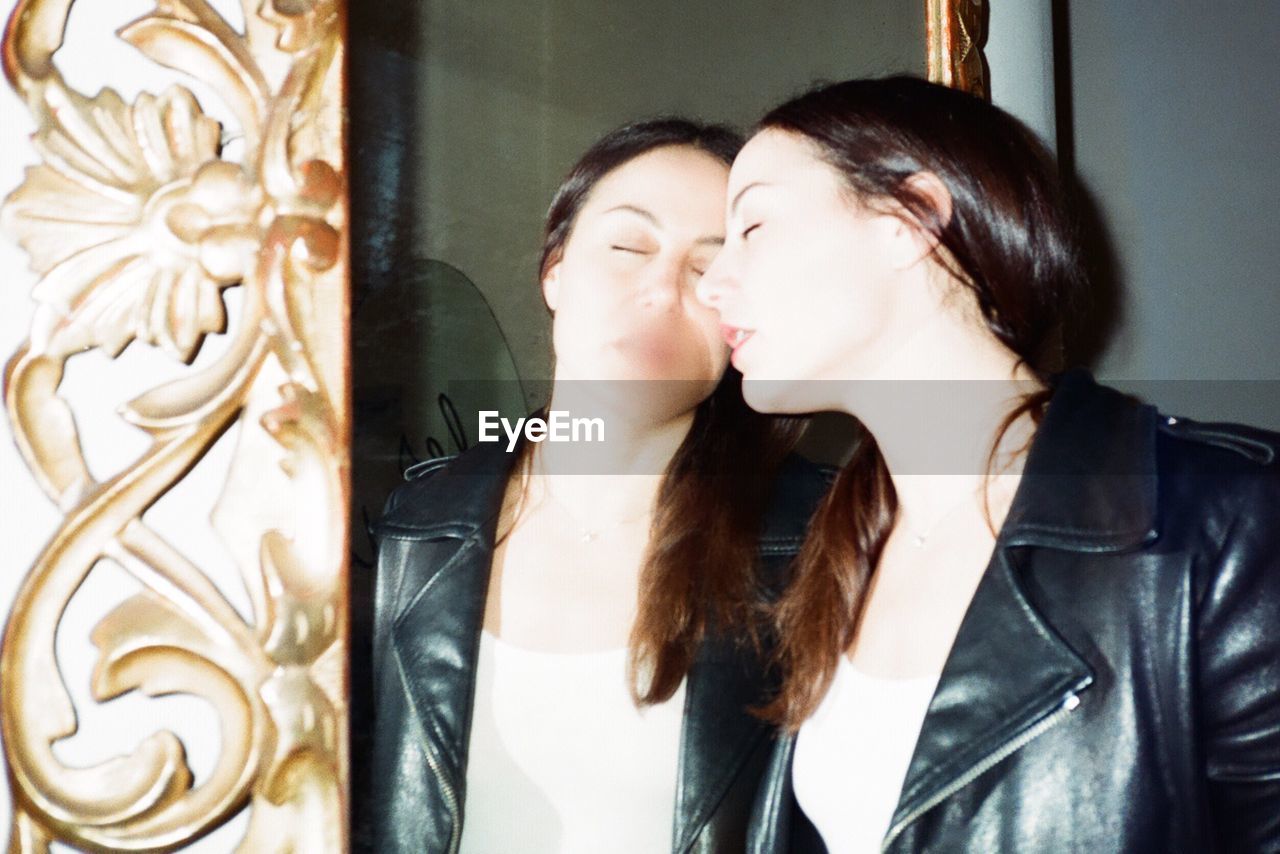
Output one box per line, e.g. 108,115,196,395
755,76,1085,728
518,118,806,704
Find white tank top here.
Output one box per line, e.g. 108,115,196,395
458,630,687,853
792,657,941,853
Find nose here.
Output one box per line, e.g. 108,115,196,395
695,247,734,311
638,252,683,312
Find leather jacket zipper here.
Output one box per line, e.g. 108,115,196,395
879,688,1085,852
425,742,462,854
395,664,463,851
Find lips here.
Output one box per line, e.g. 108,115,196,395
720,323,755,353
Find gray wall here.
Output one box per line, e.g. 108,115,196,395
1062,3,1280,427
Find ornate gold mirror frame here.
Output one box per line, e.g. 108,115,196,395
929,0,988,98
0,0,346,849
0,1,979,849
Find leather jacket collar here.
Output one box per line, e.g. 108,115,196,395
378,440,822,852
999,367,1160,552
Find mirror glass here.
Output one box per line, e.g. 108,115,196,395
349,2,927,543
346,6,930,767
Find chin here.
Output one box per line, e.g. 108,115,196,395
740,376,811,414
575,360,714,417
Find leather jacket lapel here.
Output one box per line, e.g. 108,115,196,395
674,637,774,852
1000,369,1159,551
390,531,494,799
883,371,1161,849
381,441,513,845
882,543,1095,849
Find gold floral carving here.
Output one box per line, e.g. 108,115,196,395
927,0,988,98
0,0,347,850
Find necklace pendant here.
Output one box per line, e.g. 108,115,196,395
580,529,598,543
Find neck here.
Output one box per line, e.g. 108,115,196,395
838,307,1042,528
528,384,696,524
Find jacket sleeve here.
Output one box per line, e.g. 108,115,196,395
354,483,431,853
1197,467,1280,852
351,490,398,853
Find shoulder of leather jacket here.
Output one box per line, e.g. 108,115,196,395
403,454,459,481
1155,413,1278,467
378,453,463,521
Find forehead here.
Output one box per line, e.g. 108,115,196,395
729,129,836,193
582,145,729,211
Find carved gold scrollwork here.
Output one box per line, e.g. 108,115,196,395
927,0,988,98
1,0,347,849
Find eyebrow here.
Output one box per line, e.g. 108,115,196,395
602,204,660,225
603,204,724,246
730,181,771,216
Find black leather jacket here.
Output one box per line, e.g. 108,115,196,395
750,370,1280,853
359,440,830,853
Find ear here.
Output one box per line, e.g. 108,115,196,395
906,170,957,243
892,171,954,268
541,258,561,313
904,171,953,228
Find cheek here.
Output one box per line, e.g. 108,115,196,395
655,308,729,384
771,274,857,367
549,291,614,366
552,261,625,327
561,257,617,306
553,280,727,384
778,234,890,332
747,236,853,331
745,237,895,378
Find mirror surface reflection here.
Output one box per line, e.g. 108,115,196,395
348,8,928,843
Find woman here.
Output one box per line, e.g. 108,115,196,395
697,77,1280,853
360,119,830,853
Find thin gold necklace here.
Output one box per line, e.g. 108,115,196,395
899,488,979,548
542,487,652,543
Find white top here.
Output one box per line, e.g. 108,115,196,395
792,657,941,853
458,630,687,854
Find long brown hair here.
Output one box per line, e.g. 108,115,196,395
516,119,806,705
755,77,1086,728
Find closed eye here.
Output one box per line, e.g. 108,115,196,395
611,245,648,254
741,223,761,240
